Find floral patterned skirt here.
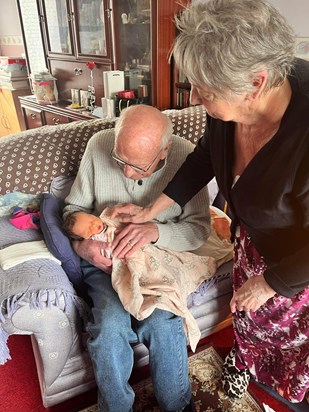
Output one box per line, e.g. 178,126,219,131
232,225,309,403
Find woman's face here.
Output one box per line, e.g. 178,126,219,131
190,84,248,122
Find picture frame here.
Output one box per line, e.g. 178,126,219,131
295,37,309,61
71,88,80,105
80,89,89,108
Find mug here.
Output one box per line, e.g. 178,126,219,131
115,96,138,117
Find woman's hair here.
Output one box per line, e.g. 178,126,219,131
115,105,173,149
173,0,296,98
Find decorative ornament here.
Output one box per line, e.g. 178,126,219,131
86,61,96,113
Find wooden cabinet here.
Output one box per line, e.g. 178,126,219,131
41,0,113,63
0,88,31,137
22,106,45,129
19,95,97,129
18,0,185,112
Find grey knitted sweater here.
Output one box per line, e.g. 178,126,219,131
64,130,210,252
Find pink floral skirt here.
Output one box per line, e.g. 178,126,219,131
232,225,309,403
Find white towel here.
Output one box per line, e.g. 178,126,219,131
0,240,61,270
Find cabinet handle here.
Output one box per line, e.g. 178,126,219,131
52,117,61,125
1,114,9,129
30,113,36,119
74,68,83,75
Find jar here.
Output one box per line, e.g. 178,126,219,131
30,71,58,104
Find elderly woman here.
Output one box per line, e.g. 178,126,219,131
111,0,309,408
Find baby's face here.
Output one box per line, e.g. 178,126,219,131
72,212,105,239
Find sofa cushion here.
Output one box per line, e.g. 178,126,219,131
40,193,82,290
0,119,115,196
0,106,207,196
163,105,207,144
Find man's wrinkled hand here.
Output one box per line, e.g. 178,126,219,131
230,275,276,313
112,222,159,258
72,239,112,274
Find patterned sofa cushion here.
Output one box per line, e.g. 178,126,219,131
0,106,206,196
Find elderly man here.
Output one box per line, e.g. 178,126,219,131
63,105,210,412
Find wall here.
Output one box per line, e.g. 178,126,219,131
0,0,308,58
0,0,25,57
268,0,309,35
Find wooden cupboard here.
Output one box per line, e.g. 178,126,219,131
0,88,30,137
17,0,186,113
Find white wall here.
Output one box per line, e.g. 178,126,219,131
268,0,309,36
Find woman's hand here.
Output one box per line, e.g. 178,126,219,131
110,193,175,224
110,203,153,223
72,239,112,274
112,222,159,258
230,275,276,313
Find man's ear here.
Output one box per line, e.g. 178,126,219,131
161,141,172,159
249,70,268,100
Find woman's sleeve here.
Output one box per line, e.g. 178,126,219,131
163,130,215,207
264,152,309,297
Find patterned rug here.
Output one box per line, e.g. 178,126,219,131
79,345,263,412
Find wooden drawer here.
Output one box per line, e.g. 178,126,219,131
23,106,44,129
45,111,70,126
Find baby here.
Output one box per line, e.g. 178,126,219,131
63,208,217,351
63,209,118,258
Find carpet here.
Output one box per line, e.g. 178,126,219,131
79,345,263,412
0,326,293,411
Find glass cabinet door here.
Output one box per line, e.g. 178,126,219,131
112,0,152,102
44,0,73,54
74,0,108,56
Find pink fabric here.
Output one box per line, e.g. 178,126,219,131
232,225,309,403
9,207,40,230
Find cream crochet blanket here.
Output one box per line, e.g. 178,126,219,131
99,211,217,351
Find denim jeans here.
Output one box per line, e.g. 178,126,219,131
81,259,192,412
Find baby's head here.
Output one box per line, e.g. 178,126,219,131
64,211,106,240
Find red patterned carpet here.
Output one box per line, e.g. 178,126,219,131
0,325,293,412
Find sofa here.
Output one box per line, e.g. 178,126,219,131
0,105,233,407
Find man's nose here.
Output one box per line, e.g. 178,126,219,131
123,164,135,178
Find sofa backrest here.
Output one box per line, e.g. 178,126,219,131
0,105,206,196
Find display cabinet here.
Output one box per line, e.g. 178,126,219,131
17,0,187,116
41,0,112,62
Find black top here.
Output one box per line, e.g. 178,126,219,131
164,58,309,298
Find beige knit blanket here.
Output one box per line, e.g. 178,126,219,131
112,245,216,351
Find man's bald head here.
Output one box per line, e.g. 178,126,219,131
112,105,173,179
115,105,173,153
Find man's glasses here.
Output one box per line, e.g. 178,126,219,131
110,149,162,175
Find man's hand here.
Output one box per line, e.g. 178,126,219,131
230,275,276,313
72,239,112,274
110,203,153,223
112,222,159,258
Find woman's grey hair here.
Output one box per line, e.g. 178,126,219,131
173,0,296,98
114,105,173,149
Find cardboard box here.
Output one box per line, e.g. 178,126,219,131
103,71,124,99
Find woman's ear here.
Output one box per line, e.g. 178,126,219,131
249,70,268,100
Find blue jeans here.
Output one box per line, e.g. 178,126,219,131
81,260,192,412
